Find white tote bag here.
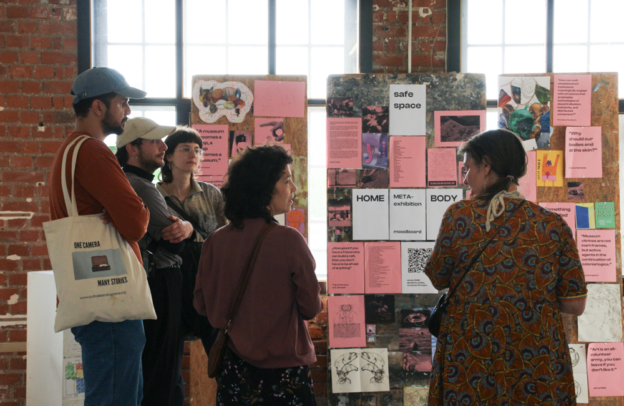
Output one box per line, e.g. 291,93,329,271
43,135,157,332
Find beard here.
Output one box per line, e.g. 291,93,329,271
137,148,165,174
102,110,126,136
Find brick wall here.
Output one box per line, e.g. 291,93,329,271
373,0,447,73
1,1,77,404
0,0,447,404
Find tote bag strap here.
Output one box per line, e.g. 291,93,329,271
60,135,90,218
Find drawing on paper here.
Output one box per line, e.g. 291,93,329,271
362,106,389,133
193,80,253,123
498,76,551,148
570,347,580,367
404,385,429,405
401,309,430,328
578,283,623,342
334,352,359,384
334,304,361,338
361,351,386,383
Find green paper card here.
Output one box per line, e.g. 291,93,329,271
595,202,616,229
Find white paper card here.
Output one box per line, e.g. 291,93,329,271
578,284,623,342
426,189,463,241
353,189,389,240
568,343,589,404
401,242,437,293
331,348,390,393
390,189,426,240
389,84,426,135
522,139,538,151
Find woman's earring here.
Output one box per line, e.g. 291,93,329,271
167,162,172,170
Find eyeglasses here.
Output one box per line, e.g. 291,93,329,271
176,147,203,156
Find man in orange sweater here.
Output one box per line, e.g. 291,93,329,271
49,67,150,406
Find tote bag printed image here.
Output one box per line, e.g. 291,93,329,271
43,136,156,332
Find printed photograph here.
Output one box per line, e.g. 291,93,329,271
399,328,432,354
365,295,395,324
403,353,432,373
72,249,126,280
229,130,253,157
357,169,389,188
328,169,357,188
362,133,388,169
362,106,389,133
366,324,377,334
255,118,285,146
568,182,584,201
434,110,486,147
401,309,430,328
328,226,353,243
328,189,352,227
327,97,354,117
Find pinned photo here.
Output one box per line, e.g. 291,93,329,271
357,169,389,188
568,182,584,201
328,97,354,117
328,226,353,243
328,169,356,188
364,295,395,324
400,309,430,328
362,106,389,133
255,118,285,145
362,133,388,169
229,131,253,157
434,111,485,147
328,188,352,227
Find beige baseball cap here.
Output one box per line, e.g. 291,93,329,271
116,117,176,148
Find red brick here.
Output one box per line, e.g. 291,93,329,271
21,81,40,93
387,11,397,23
8,328,26,342
0,81,18,93
17,21,37,34
3,201,38,213
34,156,54,168
29,36,50,49
0,260,18,271
313,311,328,324
6,218,27,229
13,186,35,198
373,40,384,52
29,6,49,19
43,258,51,269
0,289,18,301
8,244,28,257
0,231,18,242
19,50,38,64
18,229,39,241
0,186,10,197
387,38,398,53
31,244,48,256
373,53,405,67
0,141,19,153
412,25,446,38
0,156,8,167
0,51,17,63
412,54,445,67
53,96,65,108
51,36,62,50
39,21,75,35
7,96,28,108
5,35,27,48
0,21,17,34
311,355,327,368
0,111,19,123
10,66,31,78
8,274,27,287
313,340,327,354
30,96,51,109
9,357,26,371
8,126,29,138
63,7,77,20
373,25,407,39
311,369,327,383
20,111,39,124
6,6,28,19
373,11,384,23
20,142,39,154
41,51,76,65
308,325,323,339
14,386,26,400
2,171,44,183
0,373,20,386
9,157,32,169
62,37,77,50
41,80,72,94
0,272,5,285
413,0,445,6
40,199,50,214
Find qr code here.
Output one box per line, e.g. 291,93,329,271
407,248,432,273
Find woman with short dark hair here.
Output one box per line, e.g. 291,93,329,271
194,145,322,405
425,129,587,405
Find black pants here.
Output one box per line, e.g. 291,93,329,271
142,266,184,406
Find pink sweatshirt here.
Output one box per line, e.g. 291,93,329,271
194,218,322,368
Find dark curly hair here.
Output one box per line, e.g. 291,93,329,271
459,129,527,202
221,145,293,229
161,126,203,184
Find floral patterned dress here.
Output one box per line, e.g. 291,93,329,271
425,198,587,405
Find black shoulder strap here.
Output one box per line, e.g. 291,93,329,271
446,199,526,301
164,195,209,240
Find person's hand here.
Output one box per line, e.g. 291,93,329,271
162,215,194,243
100,209,115,228
259,121,285,141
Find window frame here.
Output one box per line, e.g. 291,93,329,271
448,0,624,112
77,0,373,124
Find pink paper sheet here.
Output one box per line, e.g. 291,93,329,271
587,343,624,397
327,118,362,169
427,148,457,187
254,118,285,145
253,80,305,118
565,127,602,178
328,295,366,348
577,229,617,282
519,150,537,202
539,203,576,239
193,124,229,188
328,242,365,294
554,75,592,126
389,136,426,187
364,242,402,294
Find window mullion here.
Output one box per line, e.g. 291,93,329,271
546,0,554,72
269,0,276,74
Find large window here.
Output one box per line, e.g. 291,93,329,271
87,0,365,279
459,0,624,101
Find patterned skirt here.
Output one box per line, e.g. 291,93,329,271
216,348,317,406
